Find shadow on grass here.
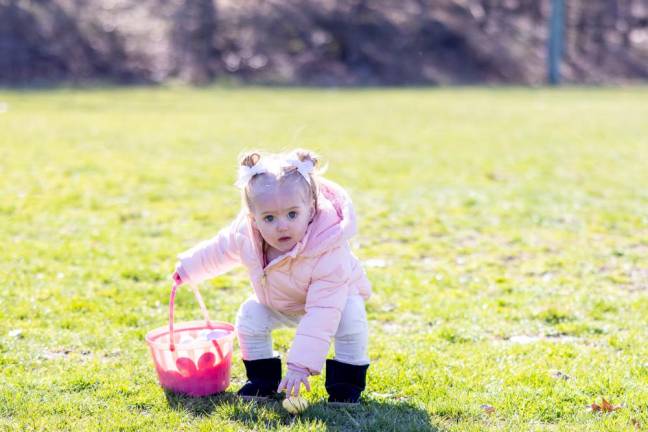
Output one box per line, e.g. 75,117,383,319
164,390,436,431
163,389,238,416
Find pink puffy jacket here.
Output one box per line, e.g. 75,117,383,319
175,178,372,374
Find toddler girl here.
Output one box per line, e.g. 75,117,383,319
172,149,371,404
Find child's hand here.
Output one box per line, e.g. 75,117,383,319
278,365,311,397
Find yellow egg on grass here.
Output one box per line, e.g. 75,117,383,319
282,396,308,414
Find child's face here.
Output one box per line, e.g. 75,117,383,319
249,178,314,253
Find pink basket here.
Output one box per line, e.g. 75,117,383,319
145,283,235,397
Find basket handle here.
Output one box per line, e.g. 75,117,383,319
168,282,212,352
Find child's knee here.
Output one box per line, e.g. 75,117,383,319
235,298,272,336
335,296,368,339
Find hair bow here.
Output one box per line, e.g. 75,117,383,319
235,161,268,189
284,158,314,184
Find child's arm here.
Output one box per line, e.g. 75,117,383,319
286,246,352,375
174,215,244,286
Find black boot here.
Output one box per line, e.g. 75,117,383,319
325,359,369,405
237,357,282,400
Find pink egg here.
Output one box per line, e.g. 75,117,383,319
176,357,197,377
197,352,216,370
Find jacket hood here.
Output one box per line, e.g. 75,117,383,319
300,178,357,257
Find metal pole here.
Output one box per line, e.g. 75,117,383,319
548,0,565,85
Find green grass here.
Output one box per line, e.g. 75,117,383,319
1,86,647,431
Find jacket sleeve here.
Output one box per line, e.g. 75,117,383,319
175,216,243,286
287,246,352,374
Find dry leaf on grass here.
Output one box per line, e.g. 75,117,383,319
631,419,642,430
589,398,622,413
8,329,22,338
550,370,571,380
480,404,496,414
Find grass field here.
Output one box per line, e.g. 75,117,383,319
0,86,647,431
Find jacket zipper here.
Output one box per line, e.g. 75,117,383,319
257,240,284,305
262,255,293,306
252,228,295,304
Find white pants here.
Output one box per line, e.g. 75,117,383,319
235,295,370,366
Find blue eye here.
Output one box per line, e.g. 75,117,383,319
264,215,274,223
288,211,298,219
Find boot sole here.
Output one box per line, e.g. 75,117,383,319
239,395,273,402
327,401,360,407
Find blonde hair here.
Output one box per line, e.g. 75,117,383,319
238,149,322,214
